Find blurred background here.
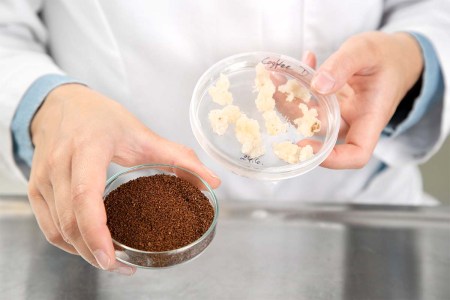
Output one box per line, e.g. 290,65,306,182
420,137,450,203
0,138,449,203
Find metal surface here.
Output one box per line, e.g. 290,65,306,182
1,196,449,300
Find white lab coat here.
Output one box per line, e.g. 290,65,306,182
0,0,449,204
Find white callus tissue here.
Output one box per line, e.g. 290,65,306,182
208,73,233,106
278,79,311,103
222,105,241,124
273,142,314,164
208,105,242,135
235,114,265,158
254,63,276,112
207,65,318,163
208,109,229,135
294,103,321,137
263,110,287,136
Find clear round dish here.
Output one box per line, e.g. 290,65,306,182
103,164,218,268
190,52,340,180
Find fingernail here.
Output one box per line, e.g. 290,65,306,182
312,71,335,94
270,72,286,84
206,168,220,180
93,250,110,270
302,50,311,63
113,266,136,276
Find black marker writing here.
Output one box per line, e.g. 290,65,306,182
240,154,263,165
262,57,291,70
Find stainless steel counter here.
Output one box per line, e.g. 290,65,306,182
1,196,449,300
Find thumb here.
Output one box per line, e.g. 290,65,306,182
159,139,222,189
126,131,221,189
311,36,378,95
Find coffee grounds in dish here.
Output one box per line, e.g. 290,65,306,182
104,174,214,252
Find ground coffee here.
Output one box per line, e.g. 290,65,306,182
104,174,214,252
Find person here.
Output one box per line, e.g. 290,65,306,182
0,1,448,275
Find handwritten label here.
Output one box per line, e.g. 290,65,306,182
261,57,308,76
262,57,291,70
240,155,263,165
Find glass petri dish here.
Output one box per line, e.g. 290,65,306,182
190,52,340,180
103,164,218,268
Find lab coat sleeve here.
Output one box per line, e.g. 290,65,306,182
381,33,442,137
11,74,84,179
374,0,450,166
0,0,66,182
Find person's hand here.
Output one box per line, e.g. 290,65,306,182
307,31,424,168
28,84,221,274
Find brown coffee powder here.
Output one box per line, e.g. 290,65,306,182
104,174,214,252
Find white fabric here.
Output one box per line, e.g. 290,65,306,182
0,0,449,204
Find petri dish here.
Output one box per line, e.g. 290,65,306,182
103,164,218,268
190,52,340,180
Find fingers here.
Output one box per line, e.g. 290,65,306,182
69,144,136,275
320,113,383,169
33,144,136,275
271,51,317,124
307,37,385,168
52,156,101,268
70,146,122,271
334,84,355,138
302,50,317,69
52,153,75,244
38,182,61,236
272,50,316,86
30,179,135,275
27,186,78,255
301,50,351,137
311,35,379,94
29,145,78,254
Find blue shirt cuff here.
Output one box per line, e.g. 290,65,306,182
11,74,85,169
383,32,445,137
